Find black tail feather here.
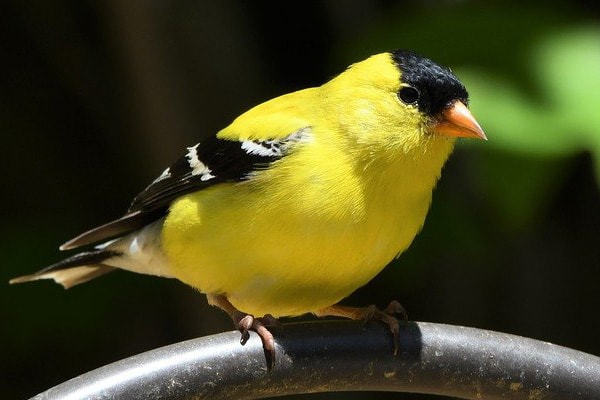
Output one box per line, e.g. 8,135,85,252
10,249,122,288
40,249,121,274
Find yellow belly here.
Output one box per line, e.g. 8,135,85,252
161,135,452,317
161,172,433,317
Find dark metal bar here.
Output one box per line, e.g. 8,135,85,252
31,321,600,399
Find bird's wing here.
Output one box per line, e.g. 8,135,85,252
61,126,312,250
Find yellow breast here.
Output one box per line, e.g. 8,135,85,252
161,130,453,317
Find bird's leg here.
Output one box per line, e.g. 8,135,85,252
207,294,278,368
314,300,408,355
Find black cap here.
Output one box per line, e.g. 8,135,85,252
391,50,468,117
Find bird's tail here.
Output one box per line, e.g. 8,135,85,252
9,249,121,289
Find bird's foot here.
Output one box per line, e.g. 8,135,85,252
315,300,408,355
233,312,279,369
234,311,279,348
208,294,279,369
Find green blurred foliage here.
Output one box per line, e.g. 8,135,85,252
461,28,600,231
464,27,600,158
1,1,598,399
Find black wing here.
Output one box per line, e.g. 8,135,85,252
61,130,309,250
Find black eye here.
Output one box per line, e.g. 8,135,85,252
398,86,420,105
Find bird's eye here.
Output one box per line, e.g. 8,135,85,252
398,86,420,105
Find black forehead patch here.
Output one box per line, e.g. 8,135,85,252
391,50,468,117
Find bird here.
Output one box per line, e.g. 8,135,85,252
11,49,486,364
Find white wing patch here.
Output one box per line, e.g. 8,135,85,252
186,144,216,181
241,127,312,157
152,167,172,183
240,140,280,157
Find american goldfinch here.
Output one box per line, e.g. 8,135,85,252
11,50,485,360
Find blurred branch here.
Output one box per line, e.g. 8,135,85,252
30,321,600,399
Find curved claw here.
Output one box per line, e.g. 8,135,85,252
382,300,408,354
236,314,277,370
386,300,408,322
237,314,254,345
207,294,279,370
315,299,409,356
234,312,278,369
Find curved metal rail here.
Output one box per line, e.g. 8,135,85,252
31,321,600,399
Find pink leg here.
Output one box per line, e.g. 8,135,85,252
207,294,279,369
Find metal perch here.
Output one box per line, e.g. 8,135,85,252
31,321,600,399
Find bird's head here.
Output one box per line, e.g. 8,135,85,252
390,49,485,141
325,50,485,159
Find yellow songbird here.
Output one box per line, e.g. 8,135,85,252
11,50,486,360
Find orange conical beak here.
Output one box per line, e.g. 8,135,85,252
433,100,487,140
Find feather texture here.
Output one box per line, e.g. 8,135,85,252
12,51,484,319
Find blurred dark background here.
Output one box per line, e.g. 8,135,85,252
2,1,599,399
